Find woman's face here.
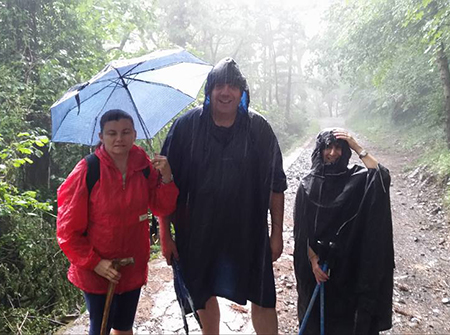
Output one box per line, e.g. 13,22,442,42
99,118,136,157
322,142,342,164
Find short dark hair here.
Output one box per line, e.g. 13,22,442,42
100,109,134,133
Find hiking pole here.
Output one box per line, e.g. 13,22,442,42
320,277,325,335
100,257,135,335
298,263,328,335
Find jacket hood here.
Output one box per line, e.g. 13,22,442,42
203,57,250,114
311,128,352,175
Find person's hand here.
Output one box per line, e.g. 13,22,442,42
161,235,179,265
94,259,121,284
151,155,172,183
270,233,283,262
333,130,362,153
310,256,329,284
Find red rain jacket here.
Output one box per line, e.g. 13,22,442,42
57,145,178,294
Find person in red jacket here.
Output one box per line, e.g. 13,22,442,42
57,109,178,335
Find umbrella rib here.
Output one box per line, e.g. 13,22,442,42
53,80,123,142
88,79,126,145
122,60,204,77
59,80,121,117
91,61,206,86
113,68,153,142
53,81,108,142
88,61,212,87
124,76,198,99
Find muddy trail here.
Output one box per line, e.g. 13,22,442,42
62,121,450,334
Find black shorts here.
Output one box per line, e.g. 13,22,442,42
83,288,141,335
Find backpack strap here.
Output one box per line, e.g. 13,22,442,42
85,153,100,196
85,153,151,196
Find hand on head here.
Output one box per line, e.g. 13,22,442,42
332,129,362,153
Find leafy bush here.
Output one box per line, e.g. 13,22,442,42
0,214,83,334
0,133,83,334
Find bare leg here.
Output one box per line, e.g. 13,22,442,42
197,296,220,334
111,329,133,335
251,303,278,335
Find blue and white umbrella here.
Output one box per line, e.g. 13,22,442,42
51,49,212,145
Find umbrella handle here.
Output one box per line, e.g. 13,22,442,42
172,259,203,330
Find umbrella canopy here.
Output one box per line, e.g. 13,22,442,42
51,49,212,145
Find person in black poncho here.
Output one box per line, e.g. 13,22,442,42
159,58,287,334
294,128,394,335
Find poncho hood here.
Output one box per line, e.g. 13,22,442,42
312,128,352,175
203,57,250,114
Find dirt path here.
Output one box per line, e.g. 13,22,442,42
61,120,450,334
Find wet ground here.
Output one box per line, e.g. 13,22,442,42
60,118,450,334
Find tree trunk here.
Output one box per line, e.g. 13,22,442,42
335,98,339,117
327,100,333,117
266,21,279,106
285,35,294,121
262,45,268,110
25,150,50,189
437,43,450,148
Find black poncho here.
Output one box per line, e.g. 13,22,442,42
294,130,394,334
161,59,287,311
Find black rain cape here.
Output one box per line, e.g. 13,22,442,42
161,58,287,313
294,130,394,334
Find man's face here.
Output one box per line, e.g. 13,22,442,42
322,142,342,164
211,83,242,116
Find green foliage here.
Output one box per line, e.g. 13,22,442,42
348,111,450,212
0,132,52,216
0,132,82,333
312,0,450,168
150,244,161,261
0,213,83,334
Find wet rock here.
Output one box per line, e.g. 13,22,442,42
397,283,410,292
408,317,420,328
430,206,442,215
408,167,421,179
